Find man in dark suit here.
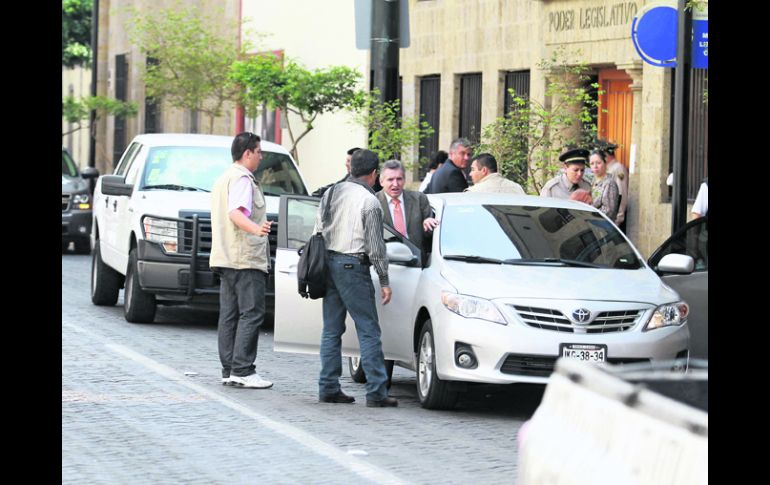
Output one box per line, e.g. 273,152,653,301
425,137,473,193
376,160,439,255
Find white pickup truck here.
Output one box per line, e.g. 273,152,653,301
90,133,309,323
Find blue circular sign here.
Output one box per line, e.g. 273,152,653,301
632,5,678,67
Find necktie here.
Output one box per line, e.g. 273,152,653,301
393,198,407,236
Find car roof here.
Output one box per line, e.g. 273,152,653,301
129,133,291,156
426,192,602,213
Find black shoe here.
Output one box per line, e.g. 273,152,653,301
366,396,398,407
319,391,355,404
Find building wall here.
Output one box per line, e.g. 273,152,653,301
94,0,239,176
62,66,92,169
400,0,698,256
240,0,370,192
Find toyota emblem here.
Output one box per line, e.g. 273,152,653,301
572,308,591,324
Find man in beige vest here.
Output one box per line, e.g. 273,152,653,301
601,141,629,231
210,132,273,389
466,153,525,194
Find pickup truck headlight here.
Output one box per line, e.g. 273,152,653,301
143,217,179,253
72,193,91,210
644,301,689,331
441,291,507,325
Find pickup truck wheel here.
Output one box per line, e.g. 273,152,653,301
124,248,157,323
91,242,120,306
416,320,458,410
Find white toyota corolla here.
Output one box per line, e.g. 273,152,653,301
273,192,693,409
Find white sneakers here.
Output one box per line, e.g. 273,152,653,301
227,373,273,389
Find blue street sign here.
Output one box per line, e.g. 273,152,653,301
692,19,708,68
631,4,678,67
631,3,709,68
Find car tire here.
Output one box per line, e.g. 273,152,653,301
348,357,394,388
416,320,458,410
124,248,157,323
91,242,121,306
74,238,91,254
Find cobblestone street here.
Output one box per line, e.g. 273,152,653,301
62,253,545,484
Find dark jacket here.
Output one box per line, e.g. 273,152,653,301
425,160,468,193
376,190,432,250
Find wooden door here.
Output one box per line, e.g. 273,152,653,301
598,69,633,168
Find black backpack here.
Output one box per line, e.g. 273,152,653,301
297,184,336,299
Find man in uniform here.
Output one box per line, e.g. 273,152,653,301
601,141,629,231
540,148,592,199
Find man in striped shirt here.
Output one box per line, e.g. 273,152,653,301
314,149,398,408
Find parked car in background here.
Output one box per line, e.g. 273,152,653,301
274,192,696,409
648,216,708,360
62,147,98,253
90,133,309,323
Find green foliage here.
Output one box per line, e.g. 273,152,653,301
477,47,601,194
126,2,245,134
353,94,435,171
230,54,367,162
62,0,93,68
62,95,138,137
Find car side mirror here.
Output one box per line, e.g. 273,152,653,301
656,253,694,274
81,167,99,179
386,241,417,265
101,175,134,197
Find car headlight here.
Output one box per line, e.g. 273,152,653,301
644,301,689,331
143,217,179,253
72,193,91,209
441,291,507,325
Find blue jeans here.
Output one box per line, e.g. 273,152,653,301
319,252,389,401
217,268,267,378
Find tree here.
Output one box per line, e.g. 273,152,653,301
62,0,93,68
126,2,245,134
352,94,435,171
230,54,366,162
62,95,138,138
477,48,601,194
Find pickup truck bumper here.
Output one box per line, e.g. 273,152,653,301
136,239,275,310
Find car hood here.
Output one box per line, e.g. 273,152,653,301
62,175,88,193
440,261,681,304
128,190,280,216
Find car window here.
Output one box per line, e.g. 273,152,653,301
286,198,320,249
140,146,232,191
115,142,141,176
124,145,146,185
255,152,308,196
440,204,642,269
62,150,78,177
648,217,708,272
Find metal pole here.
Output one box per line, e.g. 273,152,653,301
88,0,99,169
671,0,692,234
370,0,399,104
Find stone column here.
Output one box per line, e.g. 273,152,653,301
617,61,643,245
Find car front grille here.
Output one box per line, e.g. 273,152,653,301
62,194,71,212
500,354,651,378
510,305,642,334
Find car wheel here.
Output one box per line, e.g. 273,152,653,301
91,242,121,306
348,357,394,387
74,238,91,254
348,356,367,383
124,248,157,323
416,320,458,410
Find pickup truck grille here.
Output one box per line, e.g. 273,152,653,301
177,212,278,258
62,194,71,212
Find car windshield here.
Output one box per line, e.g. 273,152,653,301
440,204,643,269
139,146,307,195
62,150,78,177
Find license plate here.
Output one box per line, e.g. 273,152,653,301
560,344,607,363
